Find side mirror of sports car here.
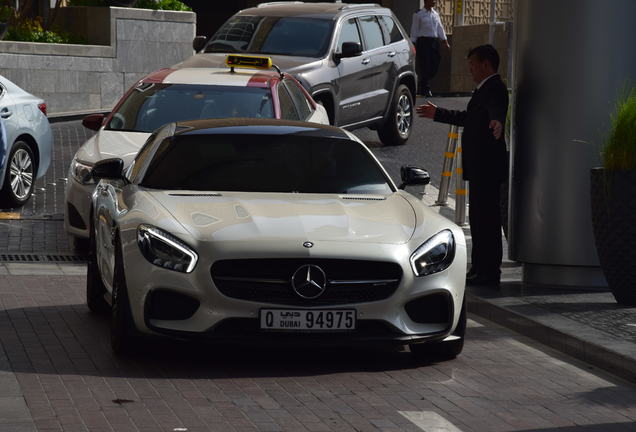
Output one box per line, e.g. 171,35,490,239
92,158,125,181
399,165,430,190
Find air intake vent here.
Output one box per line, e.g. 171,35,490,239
340,195,386,201
0,254,86,263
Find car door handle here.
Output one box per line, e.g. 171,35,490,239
361,58,370,65
387,51,397,57
0,108,12,118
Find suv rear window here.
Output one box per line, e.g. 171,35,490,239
206,16,334,58
379,16,404,44
358,16,384,51
139,134,393,194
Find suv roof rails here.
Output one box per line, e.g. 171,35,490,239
338,3,381,10
257,1,304,7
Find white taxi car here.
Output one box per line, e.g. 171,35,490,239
65,55,328,245
86,118,467,360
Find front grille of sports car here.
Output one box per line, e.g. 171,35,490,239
211,259,403,305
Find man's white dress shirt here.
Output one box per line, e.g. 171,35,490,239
410,8,447,42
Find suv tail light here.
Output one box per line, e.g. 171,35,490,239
37,103,47,116
410,41,416,56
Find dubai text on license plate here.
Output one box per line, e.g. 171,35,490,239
260,309,356,331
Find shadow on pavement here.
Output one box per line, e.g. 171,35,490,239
0,304,463,379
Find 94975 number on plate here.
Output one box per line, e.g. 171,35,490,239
260,309,356,331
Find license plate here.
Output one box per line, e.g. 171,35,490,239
260,309,356,331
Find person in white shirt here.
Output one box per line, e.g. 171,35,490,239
411,0,450,96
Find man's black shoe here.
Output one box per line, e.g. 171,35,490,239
466,268,478,279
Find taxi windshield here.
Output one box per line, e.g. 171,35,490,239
205,16,333,58
106,83,274,132
138,134,394,195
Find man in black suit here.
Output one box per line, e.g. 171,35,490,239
417,44,508,286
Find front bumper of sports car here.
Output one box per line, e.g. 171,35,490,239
121,232,467,347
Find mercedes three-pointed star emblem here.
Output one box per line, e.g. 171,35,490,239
291,264,327,299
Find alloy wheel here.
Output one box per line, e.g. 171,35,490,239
9,148,33,200
396,94,412,137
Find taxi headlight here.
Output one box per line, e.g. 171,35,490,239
70,158,94,185
137,224,198,273
410,230,455,277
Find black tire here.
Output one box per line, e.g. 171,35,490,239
410,295,466,361
377,84,414,146
1,140,36,208
86,218,107,313
73,236,89,255
111,234,135,355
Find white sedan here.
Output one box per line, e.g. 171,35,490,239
65,55,328,246
0,75,53,207
87,118,467,360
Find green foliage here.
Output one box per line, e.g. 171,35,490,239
604,87,636,170
134,0,192,11
0,5,13,22
4,17,86,44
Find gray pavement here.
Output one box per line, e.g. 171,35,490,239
0,99,635,430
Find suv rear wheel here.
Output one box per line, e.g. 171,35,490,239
378,84,413,146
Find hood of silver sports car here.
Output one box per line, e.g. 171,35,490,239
150,192,416,245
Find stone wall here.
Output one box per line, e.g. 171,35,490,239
0,7,195,115
449,22,512,92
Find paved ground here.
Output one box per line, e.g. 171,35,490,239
2,269,636,432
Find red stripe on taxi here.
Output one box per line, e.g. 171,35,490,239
247,72,275,88
143,68,177,83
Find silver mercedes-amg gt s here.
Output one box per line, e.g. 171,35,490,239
87,118,467,359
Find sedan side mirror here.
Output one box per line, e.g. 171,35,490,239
192,35,207,52
334,41,362,63
92,158,125,181
399,165,430,190
82,113,105,131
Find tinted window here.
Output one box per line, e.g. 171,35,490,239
106,83,274,132
358,16,384,50
285,81,312,120
206,16,333,58
278,85,299,120
379,16,404,44
336,18,361,52
139,134,393,194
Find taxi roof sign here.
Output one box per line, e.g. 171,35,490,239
226,55,273,70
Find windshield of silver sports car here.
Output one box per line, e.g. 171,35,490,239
137,134,394,194
105,83,274,133
204,16,333,58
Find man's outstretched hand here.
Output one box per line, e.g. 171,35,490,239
416,101,437,119
489,120,503,140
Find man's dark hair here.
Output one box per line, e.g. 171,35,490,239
467,44,500,71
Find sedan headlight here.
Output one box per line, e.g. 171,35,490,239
137,224,198,273
70,158,94,185
410,230,455,277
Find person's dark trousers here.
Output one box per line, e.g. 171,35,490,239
468,179,503,281
415,37,440,94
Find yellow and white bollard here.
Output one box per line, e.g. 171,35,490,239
435,125,459,205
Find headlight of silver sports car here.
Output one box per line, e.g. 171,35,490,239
410,229,455,277
137,224,198,273
70,158,94,185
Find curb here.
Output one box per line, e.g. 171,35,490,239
467,290,636,384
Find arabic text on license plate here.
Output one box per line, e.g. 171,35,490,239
260,309,356,330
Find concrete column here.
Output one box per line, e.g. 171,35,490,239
509,0,636,287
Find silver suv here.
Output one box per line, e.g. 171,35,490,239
182,2,416,146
